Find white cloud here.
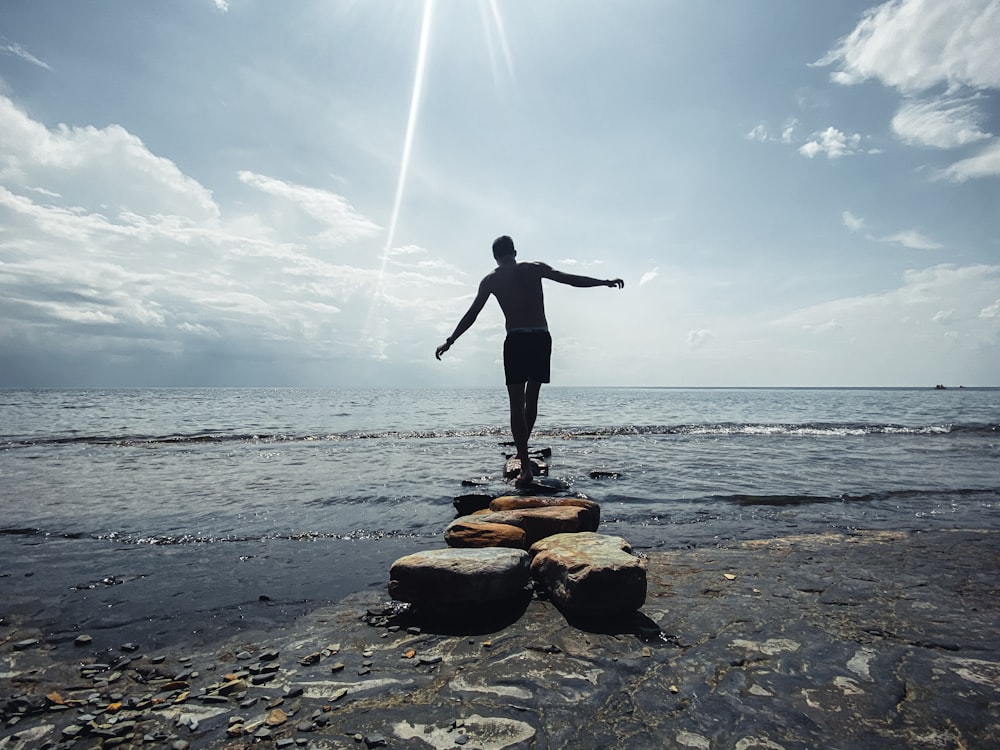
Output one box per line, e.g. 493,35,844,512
0,39,51,70
799,127,863,159
781,119,799,144
892,97,992,148
237,171,380,243
745,124,769,142
936,138,1000,181
639,267,659,286
686,329,713,349
981,300,1000,318
879,229,943,250
842,210,865,232
213,0,230,12
816,0,1000,93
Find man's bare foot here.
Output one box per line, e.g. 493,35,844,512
515,459,534,488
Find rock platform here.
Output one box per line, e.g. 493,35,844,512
2,529,997,748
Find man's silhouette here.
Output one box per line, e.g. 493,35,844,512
436,235,624,487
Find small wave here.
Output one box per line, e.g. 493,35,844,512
711,487,999,507
3,422,994,449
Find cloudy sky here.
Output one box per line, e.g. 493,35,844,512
1,0,998,387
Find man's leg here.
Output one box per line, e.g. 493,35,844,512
524,380,542,437
506,381,533,487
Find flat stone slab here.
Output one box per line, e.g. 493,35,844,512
443,519,527,549
388,548,529,604
445,506,591,549
530,532,647,618
490,495,600,531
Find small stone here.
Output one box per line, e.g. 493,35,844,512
362,648,374,657
455,732,469,745
330,687,348,702
298,652,321,666
285,686,304,698
121,642,140,652
297,721,314,733
266,708,288,726
171,741,191,750
13,639,39,651
260,648,280,661
236,650,253,660
255,726,273,739
277,739,297,748
330,662,346,673
419,655,443,665
364,733,387,748
75,634,93,646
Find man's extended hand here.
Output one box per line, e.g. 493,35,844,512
435,339,452,360
607,278,624,289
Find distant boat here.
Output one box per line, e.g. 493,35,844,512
934,384,946,390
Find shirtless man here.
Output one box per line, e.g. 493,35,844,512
435,235,624,487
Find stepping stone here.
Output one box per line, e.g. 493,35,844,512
503,456,548,480
444,520,527,549
530,533,647,618
489,495,600,531
389,548,529,604
445,506,591,549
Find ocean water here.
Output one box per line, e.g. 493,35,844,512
2,387,998,647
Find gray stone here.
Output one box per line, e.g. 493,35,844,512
530,532,647,618
389,548,530,604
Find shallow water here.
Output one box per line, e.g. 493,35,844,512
2,386,998,648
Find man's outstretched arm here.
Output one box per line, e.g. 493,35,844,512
435,281,491,360
538,263,624,289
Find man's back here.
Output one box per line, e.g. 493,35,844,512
484,261,549,331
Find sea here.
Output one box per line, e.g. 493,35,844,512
2,386,998,649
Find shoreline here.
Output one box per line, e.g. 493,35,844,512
3,528,998,748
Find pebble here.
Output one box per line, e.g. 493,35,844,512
364,733,387,748
74,634,93,646
13,639,39,650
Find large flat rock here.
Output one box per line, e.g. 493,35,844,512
445,506,591,548
388,547,529,604
443,519,527,549
530,532,647,618
490,495,600,531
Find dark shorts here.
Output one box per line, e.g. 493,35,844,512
503,331,552,385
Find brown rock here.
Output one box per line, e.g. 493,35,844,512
530,532,647,618
444,520,527,549
489,496,600,531
451,506,590,547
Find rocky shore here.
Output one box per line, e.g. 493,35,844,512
3,528,998,749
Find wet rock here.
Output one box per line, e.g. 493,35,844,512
389,548,530,604
443,519,527,549
74,634,93,647
530,532,647,618
503,456,547,479
448,506,591,548
452,494,493,516
489,495,600,531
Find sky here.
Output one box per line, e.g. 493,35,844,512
1,0,998,388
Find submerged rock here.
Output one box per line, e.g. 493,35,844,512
530,532,647,618
388,548,530,604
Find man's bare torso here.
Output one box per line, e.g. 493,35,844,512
483,261,549,331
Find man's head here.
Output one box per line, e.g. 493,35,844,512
492,235,516,261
